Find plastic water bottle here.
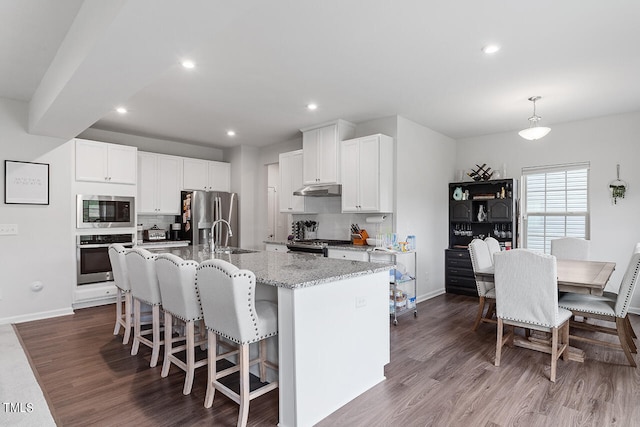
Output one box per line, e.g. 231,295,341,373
407,235,416,251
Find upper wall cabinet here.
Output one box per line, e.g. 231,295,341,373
301,119,355,185
183,158,230,192
341,134,394,213
138,152,183,215
279,150,305,213
75,139,137,184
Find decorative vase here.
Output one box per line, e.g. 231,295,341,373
477,205,487,222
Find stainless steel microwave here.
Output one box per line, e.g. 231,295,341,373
77,195,135,229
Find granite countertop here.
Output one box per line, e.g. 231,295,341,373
149,245,393,289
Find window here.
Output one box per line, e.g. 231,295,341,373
522,162,589,254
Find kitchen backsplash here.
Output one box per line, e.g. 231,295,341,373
292,212,393,240
137,214,179,232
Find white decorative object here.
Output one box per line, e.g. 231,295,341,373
477,205,487,222
4,160,49,205
609,164,627,205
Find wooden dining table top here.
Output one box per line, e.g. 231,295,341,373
475,258,616,296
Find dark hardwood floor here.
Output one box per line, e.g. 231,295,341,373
15,294,640,427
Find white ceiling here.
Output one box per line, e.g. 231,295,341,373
2,1,640,148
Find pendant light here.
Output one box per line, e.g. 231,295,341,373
519,96,551,140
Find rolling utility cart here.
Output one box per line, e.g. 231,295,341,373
369,249,417,325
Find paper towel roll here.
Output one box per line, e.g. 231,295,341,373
365,215,386,224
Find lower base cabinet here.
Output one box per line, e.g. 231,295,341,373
444,249,477,296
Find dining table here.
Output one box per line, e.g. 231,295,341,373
475,258,616,362
475,258,616,296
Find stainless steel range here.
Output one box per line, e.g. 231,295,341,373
286,239,352,257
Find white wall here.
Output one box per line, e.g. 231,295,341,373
0,98,75,324
456,111,640,312
396,116,456,301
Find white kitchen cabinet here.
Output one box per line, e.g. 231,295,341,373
279,150,305,213
265,242,288,253
326,248,369,261
137,152,183,215
183,158,230,192
341,134,394,213
75,139,137,184
301,119,355,185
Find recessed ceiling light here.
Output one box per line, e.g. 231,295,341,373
181,60,196,69
116,107,127,114
306,103,318,111
227,130,236,137
482,45,500,54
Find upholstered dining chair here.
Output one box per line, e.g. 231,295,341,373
109,244,132,344
126,247,164,368
494,249,572,382
550,237,591,261
484,236,501,262
156,253,207,395
558,243,640,367
196,259,278,427
469,239,496,331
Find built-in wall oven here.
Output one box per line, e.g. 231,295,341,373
76,233,134,285
77,195,135,229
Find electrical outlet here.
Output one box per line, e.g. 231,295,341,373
0,224,18,235
355,296,367,308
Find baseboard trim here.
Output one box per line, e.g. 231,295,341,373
0,308,75,325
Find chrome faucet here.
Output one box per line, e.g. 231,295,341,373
211,219,233,253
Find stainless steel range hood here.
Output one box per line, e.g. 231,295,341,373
293,184,341,197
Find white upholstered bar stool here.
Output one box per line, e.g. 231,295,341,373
484,236,501,263
155,253,207,395
109,244,133,344
550,237,591,261
494,249,572,382
196,259,278,427
469,239,496,331
126,247,164,368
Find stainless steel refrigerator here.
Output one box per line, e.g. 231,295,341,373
180,191,238,248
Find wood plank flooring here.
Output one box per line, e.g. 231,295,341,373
15,294,640,426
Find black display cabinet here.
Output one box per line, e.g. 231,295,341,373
445,178,518,296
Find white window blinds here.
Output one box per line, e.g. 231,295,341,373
522,162,590,253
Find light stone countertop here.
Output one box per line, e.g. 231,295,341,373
149,245,393,289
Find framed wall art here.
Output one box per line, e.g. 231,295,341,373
4,160,50,205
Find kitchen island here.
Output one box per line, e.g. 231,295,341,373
149,245,393,427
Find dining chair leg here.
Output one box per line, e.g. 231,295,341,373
625,316,637,339
114,288,123,336
473,297,486,331
131,299,141,356
123,292,132,345
550,326,559,383
562,321,570,361
616,317,637,367
238,343,250,427
622,316,637,353
259,339,267,382
150,305,161,368
161,312,173,378
204,330,216,409
495,318,504,367
184,320,196,395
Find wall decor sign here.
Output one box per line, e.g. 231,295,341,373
4,160,50,205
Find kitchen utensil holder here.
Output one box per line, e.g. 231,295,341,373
352,229,369,245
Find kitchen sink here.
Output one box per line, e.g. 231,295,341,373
215,247,258,255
